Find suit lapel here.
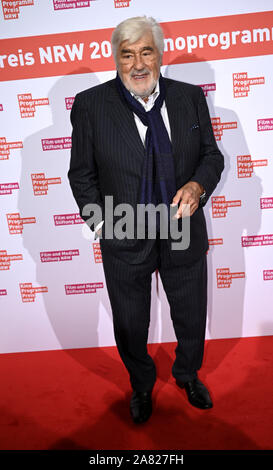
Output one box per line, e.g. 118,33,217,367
164,78,190,166
106,81,145,162
105,77,192,168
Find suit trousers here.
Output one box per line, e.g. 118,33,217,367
100,234,208,392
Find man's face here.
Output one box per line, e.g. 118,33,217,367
116,31,161,99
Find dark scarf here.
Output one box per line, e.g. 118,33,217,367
115,73,176,230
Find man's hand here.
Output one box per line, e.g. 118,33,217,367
171,181,204,218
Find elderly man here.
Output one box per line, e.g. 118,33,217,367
68,16,224,424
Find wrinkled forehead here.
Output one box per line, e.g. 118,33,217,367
118,31,158,54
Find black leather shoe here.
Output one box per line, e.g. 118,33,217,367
130,390,153,423
176,378,213,409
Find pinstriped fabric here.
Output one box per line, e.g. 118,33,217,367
100,236,207,391
68,76,223,391
68,77,224,265
100,240,157,391
159,245,207,382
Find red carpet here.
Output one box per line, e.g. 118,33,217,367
0,336,272,450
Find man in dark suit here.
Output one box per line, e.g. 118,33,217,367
68,16,224,424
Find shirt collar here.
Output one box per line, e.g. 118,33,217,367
131,80,160,108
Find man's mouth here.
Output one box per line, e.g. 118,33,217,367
131,73,149,80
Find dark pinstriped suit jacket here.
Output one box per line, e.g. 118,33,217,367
68,77,224,265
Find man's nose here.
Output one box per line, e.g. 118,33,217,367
133,53,145,70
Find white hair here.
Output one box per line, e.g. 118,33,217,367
111,16,164,63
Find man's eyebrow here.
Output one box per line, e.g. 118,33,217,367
141,46,154,52
120,48,133,54
120,46,154,54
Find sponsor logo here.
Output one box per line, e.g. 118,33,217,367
211,117,237,141
20,282,48,302
198,83,216,96
41,137,71,151
0,289,7,295
114,0,131,7
233,72,265,97
263,269,273,280
54,213,84,226
237,155,268,178
40,249,79,262
211,196,241,218
1,0,34,20
53,0,94,10
18,93,49,118
257,118,273,131
242,234,273,247
1,12,273,82
0,250,23,270
6,212,36,234
92,242,102,263
207,238,223,253
31,173,61,195
65,282,103,295
0,137,23,160
65,97,74,110
0,182,19,195
260,197,273,209
216,268,245,288
208,238,223,246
